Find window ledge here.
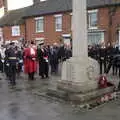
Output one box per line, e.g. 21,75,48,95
88,27,98,30
36,31,44,33
56,29,62,32
12,35,20,37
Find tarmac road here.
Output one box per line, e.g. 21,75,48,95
0,73,119,120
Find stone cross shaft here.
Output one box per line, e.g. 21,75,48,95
58,0,98,93
72,0,88,59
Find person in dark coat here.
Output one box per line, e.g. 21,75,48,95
6,42,18,85
98,43,107,74
58,44,66,62
38,44,49,79
111,46,120,76
15,46,23,76
0,45,5,73
49,43,59,74
64,44,72,60
105,46,116,74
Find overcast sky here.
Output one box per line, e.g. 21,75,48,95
7,0,33,10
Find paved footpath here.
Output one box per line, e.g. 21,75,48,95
0,73,119,120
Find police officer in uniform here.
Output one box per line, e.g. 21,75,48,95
7,42,18,85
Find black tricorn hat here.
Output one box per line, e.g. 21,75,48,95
10,42,15,45
31,41,34,44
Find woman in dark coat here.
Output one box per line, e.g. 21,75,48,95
49,45,59,74
38,44,49,79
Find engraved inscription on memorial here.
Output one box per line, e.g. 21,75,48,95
71,64,76,81
87,65,94,80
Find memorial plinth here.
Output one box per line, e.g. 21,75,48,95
57,0,98,93
58,57,99,93
47,0,114,104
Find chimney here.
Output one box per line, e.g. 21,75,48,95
33,0,40,5
3,0,8,13
33,0,46,5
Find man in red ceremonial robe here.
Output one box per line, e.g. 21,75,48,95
24,42,37,80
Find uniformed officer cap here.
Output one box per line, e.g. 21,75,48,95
39,42,44,45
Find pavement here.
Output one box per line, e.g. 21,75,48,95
0,72,119,120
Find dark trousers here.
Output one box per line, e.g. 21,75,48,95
45,62,49,77
113,66,120,76
5,65,9,78
0,60,3,72
28,72,35,80
105,58,114,74
8,64,16,85
17,63,22,76
99,59,106,74
112,65,118,75
39,61,49,78
51,63,58,74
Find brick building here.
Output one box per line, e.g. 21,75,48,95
0,0,29,45
24,0,120,46
0,0,7,13
0,0,120,46
0,7,29,44
0,0,8,45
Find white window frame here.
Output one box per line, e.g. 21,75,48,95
70,13,73,31
55,14,62,32
12,25,20,36
40,0,46,1
88,9,98,30
35,16,44,33
88,31,104,45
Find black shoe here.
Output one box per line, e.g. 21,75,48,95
10,80,16,85
41,76,45,79
12,82,16,86
45,75,49,79
31,77,35,80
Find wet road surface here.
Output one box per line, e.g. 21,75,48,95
0,73,120,120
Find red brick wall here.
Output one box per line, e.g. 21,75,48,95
3,7,120,45
3,24,25,42
98,7,120,45
25,9,116,45
111,7,120,43
0,0,3,8
25,12,71,45
98,8,110,44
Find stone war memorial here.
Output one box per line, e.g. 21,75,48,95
47,0,114,104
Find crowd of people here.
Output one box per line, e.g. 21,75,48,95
1,40,120,86
88,43,120,76
0,41,72,85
